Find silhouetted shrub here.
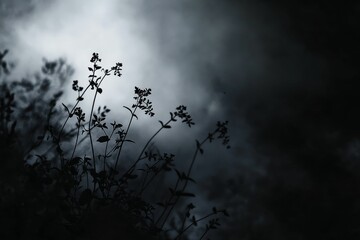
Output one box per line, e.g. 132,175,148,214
0,50,230,239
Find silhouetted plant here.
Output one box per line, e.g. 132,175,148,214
0,50,230,239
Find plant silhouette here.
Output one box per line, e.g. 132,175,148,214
0,50,230,239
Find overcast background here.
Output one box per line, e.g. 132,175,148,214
1,0,360,239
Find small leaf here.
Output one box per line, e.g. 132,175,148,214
199,148,204,154
192,216,197,226
123,106,133,114
196,140,201,148
88,67,93,71
170,112,176,121
62,103,70,115
97,88,103,94
97,136,110,143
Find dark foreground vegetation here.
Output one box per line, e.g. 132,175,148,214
0,50,230,239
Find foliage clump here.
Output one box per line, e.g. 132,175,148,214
0,50,230,239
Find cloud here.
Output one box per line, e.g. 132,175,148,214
2,0,236,144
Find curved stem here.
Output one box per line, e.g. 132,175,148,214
88,92,98,172
175,212,217,240
114,105,138,170
138,158,162,195
199,228,209,240
87,67,110,171
121,118,172,182
58,84,91,142
155,177,180,225
70,122,81,160
160,134,213,228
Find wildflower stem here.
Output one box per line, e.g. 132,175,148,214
160,135,212,228
114,105,138,170
175,212,217,240
70,123,81,161
121,118,172,181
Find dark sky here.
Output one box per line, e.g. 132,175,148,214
1,0,360,239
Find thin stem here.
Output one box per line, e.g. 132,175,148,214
155,177,180,226
178,214,188,240
101,127,111,172
160,134,213,228
56,83,92,169
86,64,111,192
199,228,209,240
138,159,162,195
87,66,110,173
114,105,138,170
123,118,172,180
25,98,57,156
88,93,98,173
175,212,217,240
58,84,91,142
70,123,81,160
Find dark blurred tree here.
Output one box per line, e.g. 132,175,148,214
0,49,74,239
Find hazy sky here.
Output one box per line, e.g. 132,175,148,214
1,0,249,174
1,0,360,239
